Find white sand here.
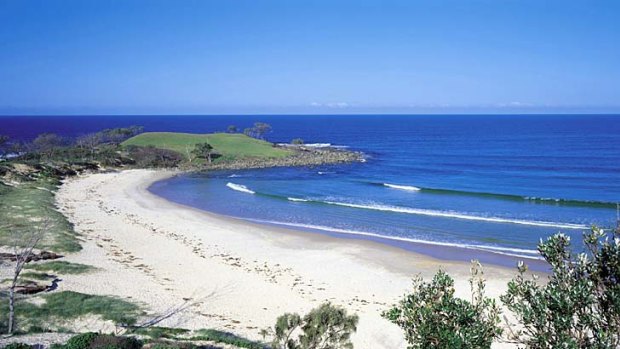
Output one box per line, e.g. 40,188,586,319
54,169,519,348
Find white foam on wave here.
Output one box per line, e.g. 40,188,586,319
384,183,421,192
303,143,332,148
226,182,255,194
322,201,588,229
245,218,542,259
228,174,241,178
288,197,309,202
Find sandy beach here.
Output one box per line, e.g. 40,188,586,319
54,169,520,348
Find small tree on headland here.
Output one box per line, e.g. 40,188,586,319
291,138,304,145
263,302,359,349
227,125,238,133
33,133,64,158
501,226,620,348
76,133,103,158
244,122,273,140
0,135,9,156
253,122,272,140
94,125,144,145
383,261,502,349
192,142,215,163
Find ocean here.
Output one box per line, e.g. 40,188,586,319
3,114,619,269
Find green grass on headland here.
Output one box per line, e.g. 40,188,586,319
0,179,80,253
25,261,95,274
122,132,291,162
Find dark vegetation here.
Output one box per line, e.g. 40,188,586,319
261,303,358,349
385,226,620,349
383,262,502,349
501,227,620,348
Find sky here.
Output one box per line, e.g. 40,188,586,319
0,0,619,115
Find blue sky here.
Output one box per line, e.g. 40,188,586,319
0,0,619,114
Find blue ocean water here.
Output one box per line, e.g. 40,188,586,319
3,115,619,268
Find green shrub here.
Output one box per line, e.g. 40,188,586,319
61,332,99,349
51,333,143,349
383,261,502,349
89,334,142,349
501,227,620,348
264,302,358,349
125,146,183,168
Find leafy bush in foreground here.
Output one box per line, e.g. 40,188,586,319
53,332,99,349
263,302,359,349
501,226,620,348
383,261,502,349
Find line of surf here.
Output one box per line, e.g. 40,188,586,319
244,218,542,260
323,201,588,229
366,181,616,209
224,183,587,229
383,183,421,191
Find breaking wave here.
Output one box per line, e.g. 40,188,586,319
226,182,255,194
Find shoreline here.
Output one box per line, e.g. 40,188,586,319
150,170,550,272
55,169,521,348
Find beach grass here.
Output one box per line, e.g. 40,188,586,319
0,291,143,333
19,271,54,281
129,326,191,339
25,261,95,274
122,132,291,162
0,180,81,253
190,329,267,349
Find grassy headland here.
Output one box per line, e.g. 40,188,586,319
122,132,292,162
122,131,363,169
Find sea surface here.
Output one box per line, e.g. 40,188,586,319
3,114,619,269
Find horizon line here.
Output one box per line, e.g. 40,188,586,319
1,112,620,117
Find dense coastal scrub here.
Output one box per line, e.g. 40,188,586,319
384,226,620,349
261,303,358,349
501,227,620,348
383,262,502,348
